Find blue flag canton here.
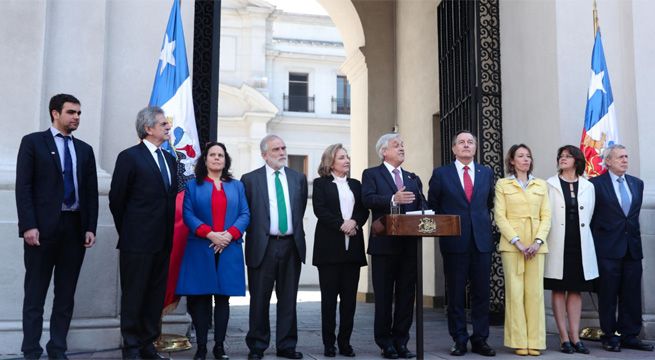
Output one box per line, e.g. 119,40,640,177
149,0,190,107
584,30,614,130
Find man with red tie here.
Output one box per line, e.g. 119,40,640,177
428,131,496,357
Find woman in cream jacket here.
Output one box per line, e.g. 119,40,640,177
544,145,598,355
494,144,551,356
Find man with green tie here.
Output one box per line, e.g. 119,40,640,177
242,135,308,360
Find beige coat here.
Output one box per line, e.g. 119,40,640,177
544,175,599,281
494,177,551,253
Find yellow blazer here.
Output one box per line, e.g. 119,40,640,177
494,177,551,253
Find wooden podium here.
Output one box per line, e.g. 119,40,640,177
372,214,461,359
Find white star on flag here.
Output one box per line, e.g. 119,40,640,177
159,34,176,75
587,69,605,99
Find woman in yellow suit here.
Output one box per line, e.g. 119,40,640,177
494,144,551,356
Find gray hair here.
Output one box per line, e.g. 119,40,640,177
375,133,401,160
260,134,283,153
602,143,627,163
135,106,165,139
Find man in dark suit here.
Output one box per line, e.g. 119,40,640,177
590,144,653,352
361,133,423,359
427,131,495,357
109,106,178,359
16,93,99,360
242,134,308,360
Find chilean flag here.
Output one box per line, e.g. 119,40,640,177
580,29,619,178
149,0,198,314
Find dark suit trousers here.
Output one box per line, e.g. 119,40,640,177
187,295,230,346
442,244,491,345
597,255,643,343
246,237,301,353
119,251,169,351
22,212,85,356
317,264,360,348
371,253,417,350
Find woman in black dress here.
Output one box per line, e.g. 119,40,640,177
544,145,598,354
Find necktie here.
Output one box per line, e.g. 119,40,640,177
275,171,288,234
617,177,631,216
58,134,76,206
156,149,170,190
463,165,473,202
392,168,403,191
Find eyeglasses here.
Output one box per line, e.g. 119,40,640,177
558,155,574,159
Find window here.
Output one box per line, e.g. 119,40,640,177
284,73,314,112
332,75,351,114
288,155,308,177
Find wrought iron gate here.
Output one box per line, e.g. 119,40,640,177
437,0,504,323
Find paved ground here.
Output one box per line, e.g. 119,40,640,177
2,289,654,360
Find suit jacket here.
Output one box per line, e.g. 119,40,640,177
109,142,178,254
241,166,308,268
427,162,494,253
494,177,551,253
16,129,98,240
544,175,598,280
590,172,643,260
176,179,250,296
361,163,424,255
311,176,368,266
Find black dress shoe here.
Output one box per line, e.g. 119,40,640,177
450,342,467,356
24,352,43,360
248,352,263,360
122,348,140,360
140,346,169,359
601,343,621,352
338,345,356,357
395,345,415,359
47,352,69,360
276,349,303,359
573,341,589,354
213,344,229,359
560,341,574,354
381,346,399,359
194,345,207,360
324,346,336,357
621,339,654,351
471,341,495,357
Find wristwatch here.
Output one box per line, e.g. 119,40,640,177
535,239,544,245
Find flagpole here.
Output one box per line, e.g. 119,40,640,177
593,0,599,35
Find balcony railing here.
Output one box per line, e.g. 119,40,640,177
283,94,315,113
331,96,351,115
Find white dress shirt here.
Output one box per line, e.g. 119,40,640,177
454,159,475,189
383,161,403,205
608,170,632,206
332,173,355,250
142,139,171,184
50,127,79,210
266,165,293,235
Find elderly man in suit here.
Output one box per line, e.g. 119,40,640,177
428,130,496,357
242,134,308,360
362,133,424,359
16,94,98,360
590,144,653,352
109,106,178,359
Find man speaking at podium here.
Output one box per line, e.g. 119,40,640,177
362,133,424,359
428,130,496,357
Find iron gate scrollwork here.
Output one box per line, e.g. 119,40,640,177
437,0,504,324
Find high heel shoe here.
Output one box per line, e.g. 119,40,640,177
194,345,207,360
